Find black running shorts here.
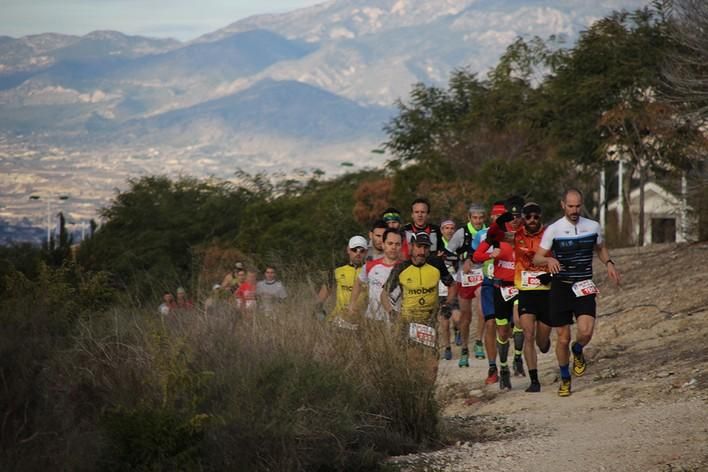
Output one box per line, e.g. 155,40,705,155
492,286,516,323
548,279,596,327
518,290,551,325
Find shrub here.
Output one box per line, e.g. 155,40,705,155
36,284,439,471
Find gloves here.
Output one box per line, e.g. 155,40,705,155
537,272,553,285
440,303,452,319
485,223,504,247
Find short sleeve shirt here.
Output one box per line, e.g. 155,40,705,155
540,216,602,282
359,258,398,321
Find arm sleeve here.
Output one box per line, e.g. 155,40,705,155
446,228,465,253
473,240,492,263
539,225,555,251
593,220,604,245
430,257,456,287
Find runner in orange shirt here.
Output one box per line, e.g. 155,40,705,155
514,202,553,392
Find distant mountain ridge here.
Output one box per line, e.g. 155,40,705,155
118,79,392,143
0,0,649,237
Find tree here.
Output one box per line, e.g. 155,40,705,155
544,5,705,243
77,176,256,299
662,0,708,122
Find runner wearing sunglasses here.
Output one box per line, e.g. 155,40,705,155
514,202,553,392
318,235,368,321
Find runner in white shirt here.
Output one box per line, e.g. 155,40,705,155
533,188,621,397
350,229,402,321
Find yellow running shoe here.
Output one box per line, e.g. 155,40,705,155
572,343,587,377
558,378,572,397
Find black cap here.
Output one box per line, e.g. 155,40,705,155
410,232,432,246
505,195,525,216
522,202,542,215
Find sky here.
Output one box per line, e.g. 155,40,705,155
0,0,326,41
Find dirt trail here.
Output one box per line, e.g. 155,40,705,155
390,242,708,472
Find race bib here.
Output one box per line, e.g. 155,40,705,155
461,268,484,287
500,286,519,301
521,271,544,288
572,279,599,297
408,323,436,348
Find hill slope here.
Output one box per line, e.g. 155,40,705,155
392,242,708,471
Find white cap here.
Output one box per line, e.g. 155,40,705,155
348,235,368,249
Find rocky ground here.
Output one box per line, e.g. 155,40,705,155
389,242,708,472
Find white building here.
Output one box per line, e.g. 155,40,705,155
606,182,698,244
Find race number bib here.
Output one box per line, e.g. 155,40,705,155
520,271,544,288
408,323,436,348
500,286,519,301
572,279,599,297
461,268,484,287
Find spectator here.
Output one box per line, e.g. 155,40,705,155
256,266,287,316
235,270,258,314
158,291,177,315
221,262,246,292
175,286,194,310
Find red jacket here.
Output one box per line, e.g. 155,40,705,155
473,239,515,283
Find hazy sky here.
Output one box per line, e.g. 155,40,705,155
1,0,325,41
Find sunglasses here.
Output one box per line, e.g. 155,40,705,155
524,214,541,221
351,247,367,253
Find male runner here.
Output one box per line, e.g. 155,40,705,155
533,188,621,396
514,202,553,392
350,228,402,321
401,197,443,259
381,232,458,379
318,235,368,322
447,203,488,366
437,219,461,361
382,207,402,230
470,202,506,383
473,198,524,391
367,219,388,261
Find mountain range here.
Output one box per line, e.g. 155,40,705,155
0,0,648,242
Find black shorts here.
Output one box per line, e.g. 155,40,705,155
548,279,596,327
518,290,551,325
492,286,516,323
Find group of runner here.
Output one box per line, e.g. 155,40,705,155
323,188,621,396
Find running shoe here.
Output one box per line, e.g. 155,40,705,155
525,382,541,393
571,342,587,376
558,378,572,397
513,356,526,377
454,329,462,346
473,340,485,359
458,348,470,367
499,367,512,390
485,367,498,385
443,346,452,360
